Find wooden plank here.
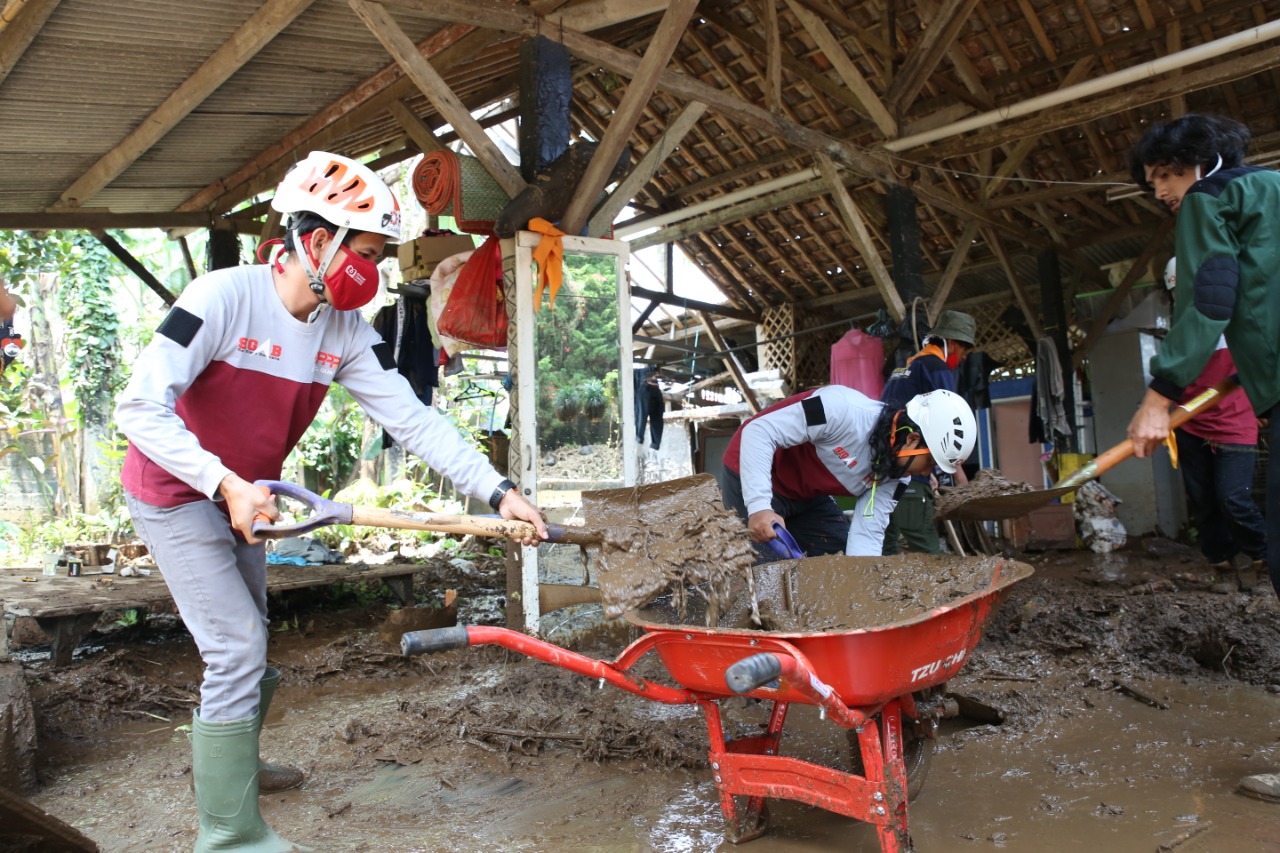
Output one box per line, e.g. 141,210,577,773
983,228,1045,341
560,0,698,236
0,0,61,90
587,101,707,238
0,212,214,230
697,311,761,414
927,219,980,322
885,0,981,112
90,231,177,307
386,98,447,155
0,563,436,621
348,0,525,198
816,154,905,321
760,0,782,114
55,0,315,208
177,22,476,214
784,0,896,137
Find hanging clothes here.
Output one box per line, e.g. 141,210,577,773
634,367,665,450
1034,337,1071,440
373,295,440,449
955,350,999,411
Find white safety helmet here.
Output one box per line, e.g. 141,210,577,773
1164,256,1176,291
905,389,977,474
270,151,402,242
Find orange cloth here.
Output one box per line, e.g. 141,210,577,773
529,217,565,312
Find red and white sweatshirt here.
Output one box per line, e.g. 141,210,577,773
117,265,503,508
723,385,907,555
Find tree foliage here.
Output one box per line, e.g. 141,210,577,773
535,253,621,446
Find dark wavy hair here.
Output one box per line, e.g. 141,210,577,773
281,212,357,254
869,404,918,482
1129,114,1251,191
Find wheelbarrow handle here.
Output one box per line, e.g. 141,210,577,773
725,652,783,694
402,626,472,656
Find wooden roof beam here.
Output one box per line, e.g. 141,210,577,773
912,38,1280,161
0,0,60,90
587,100,707,237
560,0,698,235
349,0,525,198
784,0,896,137
54,0,314,209
816,154,904,321
885,0,981,113
378,0,897,183
983,227,1045,341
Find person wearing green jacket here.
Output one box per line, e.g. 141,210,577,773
1125,114,1280,804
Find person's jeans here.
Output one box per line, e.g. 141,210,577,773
126,493,270,721
719,467,849,560
1176,431,1267,564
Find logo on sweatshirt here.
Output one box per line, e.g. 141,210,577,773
315,351,341,375
238,337,282,359
833,446,858,469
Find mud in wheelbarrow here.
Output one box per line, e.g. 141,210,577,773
401,554,1034,853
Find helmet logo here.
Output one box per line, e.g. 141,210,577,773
300,160,375,212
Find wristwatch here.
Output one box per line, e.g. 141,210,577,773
488,478,517,511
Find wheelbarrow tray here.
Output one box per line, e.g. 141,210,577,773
626,554,1033,707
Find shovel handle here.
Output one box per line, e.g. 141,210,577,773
1054,375,1239,490
251,479,585,543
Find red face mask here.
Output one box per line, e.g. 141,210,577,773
946,349,962,370
308,241,380,311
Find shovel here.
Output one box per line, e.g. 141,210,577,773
941,376,1238,521
250,480,598,545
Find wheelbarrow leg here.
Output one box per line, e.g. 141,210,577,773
702,698,790,843
853,698,912,853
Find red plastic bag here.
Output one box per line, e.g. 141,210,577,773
437,234,508,350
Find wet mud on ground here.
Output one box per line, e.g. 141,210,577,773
14,539,1280,852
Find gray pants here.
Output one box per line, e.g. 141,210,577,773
126,493,269,722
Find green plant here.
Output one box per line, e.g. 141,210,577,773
116,609,142,628
580,378,606,422
553,385,581,422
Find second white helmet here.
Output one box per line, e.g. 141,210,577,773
906,389,977,474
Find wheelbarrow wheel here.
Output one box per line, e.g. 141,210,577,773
846,687,938,802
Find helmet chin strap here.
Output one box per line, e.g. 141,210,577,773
292,223,350,301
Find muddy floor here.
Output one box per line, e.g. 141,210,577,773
13,537,1280,852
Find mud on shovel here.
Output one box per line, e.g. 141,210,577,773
940,376,1238,522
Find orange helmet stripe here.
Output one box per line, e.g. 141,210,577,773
298,159,376,213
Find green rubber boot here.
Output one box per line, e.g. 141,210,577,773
257,668,304,793
191,709,308,852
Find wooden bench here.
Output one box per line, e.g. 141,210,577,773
0,562,427,667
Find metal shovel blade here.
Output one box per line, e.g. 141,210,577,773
939,375,1239,522
941,485,1079,521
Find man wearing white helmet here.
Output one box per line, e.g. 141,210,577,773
1162,257,1266,591
720,385,976,558
116,151,547,852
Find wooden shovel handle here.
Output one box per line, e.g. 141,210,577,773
1056,375,1239,490
350,506,541,540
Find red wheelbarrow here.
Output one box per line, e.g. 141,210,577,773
401,554,1033,852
